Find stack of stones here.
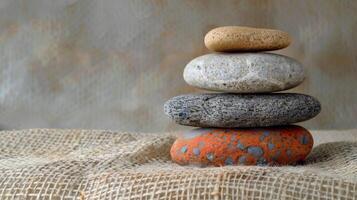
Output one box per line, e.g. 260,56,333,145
164,26,321,166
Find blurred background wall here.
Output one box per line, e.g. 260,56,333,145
0,0,355,131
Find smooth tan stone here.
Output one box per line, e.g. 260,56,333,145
204,26,291,52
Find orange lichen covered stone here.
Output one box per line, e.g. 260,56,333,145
204,26,291,52
170,126,313,166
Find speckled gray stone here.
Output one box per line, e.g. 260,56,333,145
183,53,305,93
164,93,321,128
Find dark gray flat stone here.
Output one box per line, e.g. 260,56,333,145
164,93,321,128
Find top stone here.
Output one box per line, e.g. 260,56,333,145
204,26,291,52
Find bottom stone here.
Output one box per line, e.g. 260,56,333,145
170,125,313,166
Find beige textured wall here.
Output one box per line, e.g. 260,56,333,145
0,0,356,131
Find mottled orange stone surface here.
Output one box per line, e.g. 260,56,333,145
171,126,313,167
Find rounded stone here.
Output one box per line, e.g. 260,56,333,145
164,93,321,128
183,53,304,93
204,26,291,52
170,126,313,166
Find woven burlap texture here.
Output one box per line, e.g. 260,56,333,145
0,129,355,200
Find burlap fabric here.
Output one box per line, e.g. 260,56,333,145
0,129,356,199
